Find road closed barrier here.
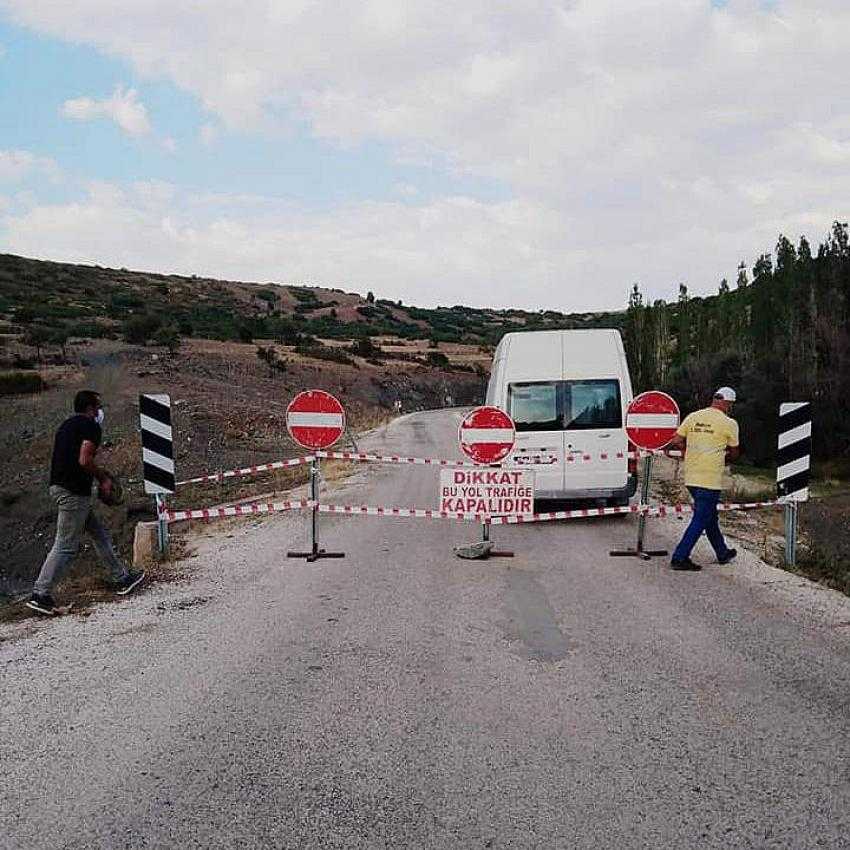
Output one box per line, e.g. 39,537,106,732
141,392,803,565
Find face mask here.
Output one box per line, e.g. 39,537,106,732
95,408,105,426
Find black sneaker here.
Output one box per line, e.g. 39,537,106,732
26,593,57,615
670,558,702,571
115,571,145,596
718,548,738,565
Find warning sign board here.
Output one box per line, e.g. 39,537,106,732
439,468,535,516
287,390,345,450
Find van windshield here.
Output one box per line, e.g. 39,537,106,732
508,379,621,431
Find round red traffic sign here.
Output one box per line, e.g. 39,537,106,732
458,406,516,465
286,390,346,450
625,391,680,451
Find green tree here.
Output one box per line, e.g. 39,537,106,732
256,345,284,377
153,324,181,355
23,325,51,361
123,313,162,345
49,327,70,361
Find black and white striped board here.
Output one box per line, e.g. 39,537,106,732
777,402,810,502
139,393,175,495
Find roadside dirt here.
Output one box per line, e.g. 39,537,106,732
0,335,488,610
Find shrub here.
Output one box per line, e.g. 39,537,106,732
22,325,52,360
75,321,111,339
256,345,286,376
426,351,450,367
153,324,181,354
123,314,162,344
0,371,44,396
294,344,355,366
349,337,379,358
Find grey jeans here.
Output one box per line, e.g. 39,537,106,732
33,485,128,596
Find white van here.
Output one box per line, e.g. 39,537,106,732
485,329,637,505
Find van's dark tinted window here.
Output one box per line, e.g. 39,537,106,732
564,380,621,429
508,382,560,431
508,380,622,430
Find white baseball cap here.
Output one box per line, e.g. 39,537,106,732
714,386,737,402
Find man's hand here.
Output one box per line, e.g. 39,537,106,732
99,476,114,499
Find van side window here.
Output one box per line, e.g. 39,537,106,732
508,382,560,431
564,380,621,430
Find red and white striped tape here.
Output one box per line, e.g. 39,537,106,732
317,504,475,520
315,450,558,467
165,498,314,522
176,455,315,486
174,446,683,490
316,498,780,525
164,495,779,525
496,498,779,525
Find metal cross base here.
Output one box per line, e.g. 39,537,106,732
453,541,514,560
609,547,668,561
454,521,516,559
287,548,346,563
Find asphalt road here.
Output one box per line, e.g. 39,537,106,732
2,409,850,849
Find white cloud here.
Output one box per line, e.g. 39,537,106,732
0,149,60,183
2,1,850,308
61,85,151,136
199,123,218,147
4,179,842,311
393,183,420,198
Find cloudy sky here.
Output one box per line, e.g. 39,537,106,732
0,1,847,311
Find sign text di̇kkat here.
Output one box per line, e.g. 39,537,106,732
440,469,535,516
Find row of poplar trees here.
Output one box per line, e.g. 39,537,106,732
622,221,850,466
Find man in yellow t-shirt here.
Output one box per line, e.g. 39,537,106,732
668,387,741,571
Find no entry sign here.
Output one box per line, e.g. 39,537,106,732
625,391,680,451
287,390,346,450
440,468,535,516
458,406,516,465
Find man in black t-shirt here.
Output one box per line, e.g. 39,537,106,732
27,390,145,615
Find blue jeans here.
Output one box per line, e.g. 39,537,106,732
33,486,127,595
672,486,731,562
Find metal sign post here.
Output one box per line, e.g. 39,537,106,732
777,401,810,569
610,391,680,561
784,500,798,568
287,456,345,563
155,494,169,556
611,453,668,560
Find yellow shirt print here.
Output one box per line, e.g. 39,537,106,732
677,406,740,490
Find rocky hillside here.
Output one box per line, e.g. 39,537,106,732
0,253,623,348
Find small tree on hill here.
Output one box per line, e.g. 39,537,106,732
123,313,162,345
153,324,181,355
256,345,285,377
49,327,70,361
350,337,378,358
23,326,51,362
426,350,450,368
